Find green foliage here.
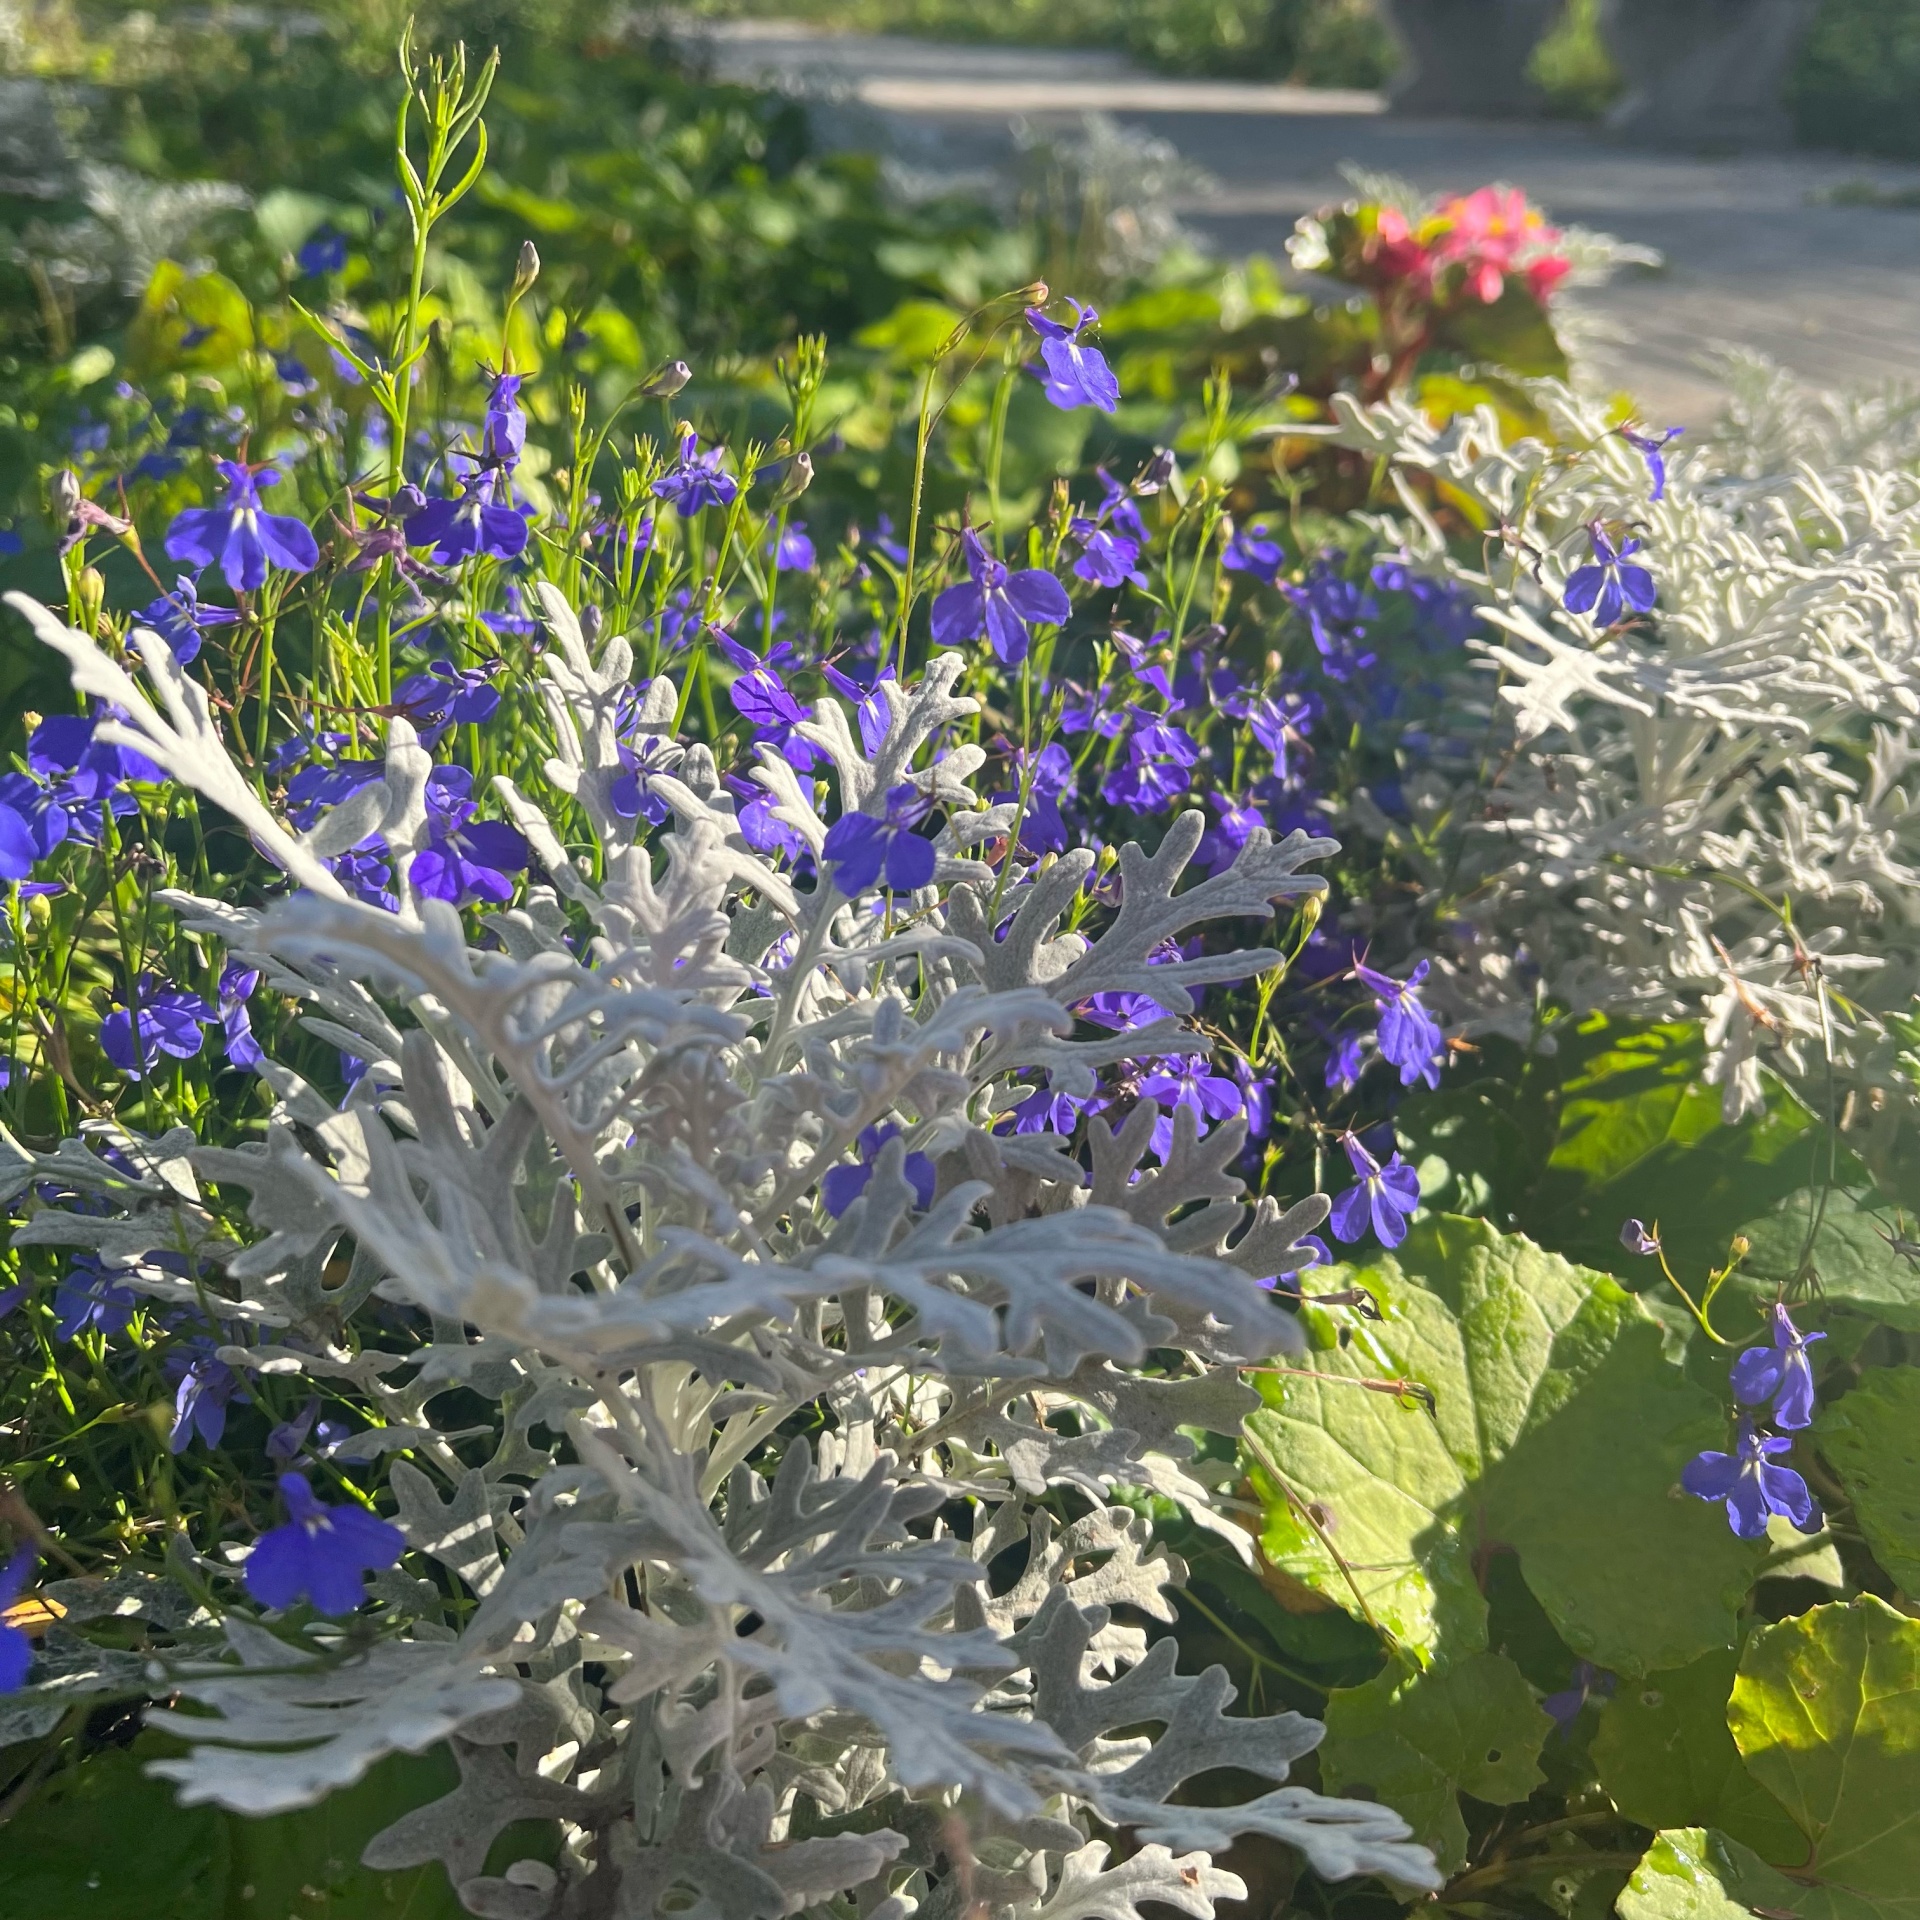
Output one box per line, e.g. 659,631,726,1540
1320,1651,1552,1876
1792,0,1920,160
1815,1369,1920,1599
1248,1216,1757,1676
1728,1598,1920,1912
678,0,1397,84
1739,1188,1920,1331
1593,1647,1805,1864
1526,0,1623,118
1616,1827,1817,1920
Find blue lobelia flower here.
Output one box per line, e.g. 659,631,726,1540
245,1472,405,1614
0,802,35,883
139,575,240,666
1329,1132,1421,1249
218,964,263,1071
52,1252,139,1341
823,783,937,895
1002,1078,1089,1137
164,461,319,594
992,741,1075,856
296,226,348,276
652,430,738,515
1026,299,1120,414
1248,690,1313,782
411,766,531,907
1325,1031,1366,1095
168,1349,246,1452
1564,524,1656,627
1730,1302,1825,1431
822,1123,937,1218
481,368,526,469
611,735,683,827
1138,1054,1245,1160
392,659,503,746
1095,467,1147,543
1223,525,1286,584
1682,1417,1817,1539
101,973,214,1080
769,520,816,572
0,1548,36,1692
930,528,1071,666
1069,517,1145,589
1621,425,1684,501
1354,958,1445,1090
1619,1218,1661,1258
404,472,531,565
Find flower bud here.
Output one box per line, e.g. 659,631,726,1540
26,890,50,927
511,239,541,299
1620,1218,1661,1258
770,449,813,506
579,604,603,647
50,469,80,522
78,565,106,634
640,359,692,400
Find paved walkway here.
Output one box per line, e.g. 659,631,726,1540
685,19,1920,423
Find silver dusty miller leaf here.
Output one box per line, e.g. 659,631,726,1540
9,598,1435,1915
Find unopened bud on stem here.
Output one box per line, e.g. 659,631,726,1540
511,240,540,300
770,449,813,506
641,359,692,400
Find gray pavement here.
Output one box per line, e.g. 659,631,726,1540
683,19,1920,423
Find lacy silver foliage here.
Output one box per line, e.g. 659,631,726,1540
4,587,1438,1914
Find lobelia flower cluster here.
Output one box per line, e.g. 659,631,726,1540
0,171,1475,1901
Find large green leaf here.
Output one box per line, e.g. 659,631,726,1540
1249,1216,1756,1674
2,1745,231,1920
1815,1368,1920,1597
1616,1827,1842,1920
1741,1191,1920,1333
1593,1647,1805,1865
1727,1597,1920,1917
1320,1651,1552,1877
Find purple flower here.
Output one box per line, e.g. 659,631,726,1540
1070,518,1145,589
1354,958,1445,1090
1223,525,1285,584
405,472,531,565
769,521,816,572
1564,524,1656,627
653,430,738,515
1682,1418,1817,1539
392,659,503,746
52,1253,139,1341
1102,714,1198,815
164,461,318,594
267,1396,349,1467
1026,300,1119,413
823,783,937,894
1622,426,1684,501
821,1123,936,1218
1003,1081,1088,1136
1079,989,1178,1032
1198,794,1265,874
482,369,526,469
168,1351,245,1452
1248,691,1313,782
1139,1054,1245,1160
930,528,1071,666
297,226,347,276
0,804,34,882
100,974,214,1080
1095,467,1148,543
1287,558,1378,680
1329,1133,1421,1249
1730,1302,1825,1431
992,741,1075,855
410,766,530,907
1620,1219,1661,1258
139,575,240,666
1541,1661,1615,1732
244,1472,405,1614
611,735,682,827
730,662,805,732
0,1549,36,1693
218,964,263,1071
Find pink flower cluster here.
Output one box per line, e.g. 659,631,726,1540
1370,187,1571,307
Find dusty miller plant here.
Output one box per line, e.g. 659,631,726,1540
1313,375,1920,1167
3,585,1439,1918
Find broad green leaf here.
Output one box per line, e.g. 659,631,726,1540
2,1745,230,1920
1815,1368,1920,1597
1617,1827,1838,1920
1593,1648,1805,1865
1320,1651,1552,1876
1728,1597,1920,1917
1249,1217,1755,1674
1741,1191,1920,1332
